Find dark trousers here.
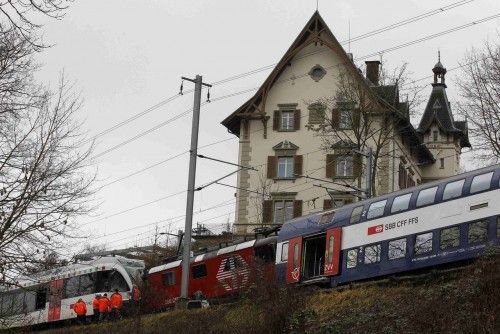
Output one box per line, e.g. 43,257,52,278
111,308,122,321
93,309,100,322
99,311,109,322
76,314,86,325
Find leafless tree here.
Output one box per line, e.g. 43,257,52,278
0,73,95,287
456,40,500,164
0,0,71,48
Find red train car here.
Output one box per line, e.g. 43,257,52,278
147,236,276,309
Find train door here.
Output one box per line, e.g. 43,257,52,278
47,279,63,321
324,227,342,276
286,237,302,283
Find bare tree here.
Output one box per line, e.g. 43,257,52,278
0,1,71,48
0,74,95,287
456,40,500,164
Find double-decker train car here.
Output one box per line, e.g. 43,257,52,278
276,164,500,286
0,256,144,329
147,236,276,309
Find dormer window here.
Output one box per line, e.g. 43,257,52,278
433,130,439,141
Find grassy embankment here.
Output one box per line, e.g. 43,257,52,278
36,249,499,334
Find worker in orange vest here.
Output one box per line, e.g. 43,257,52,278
73,298,87,325
110,289,123,320
92,294,100,322
98,293,111,321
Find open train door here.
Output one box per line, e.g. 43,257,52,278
47,279,64,322
324,227,342,276
286,237,302,284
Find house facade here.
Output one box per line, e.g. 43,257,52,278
221,12,470,235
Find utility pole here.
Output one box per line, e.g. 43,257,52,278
180,75,211,300
365,147,373,199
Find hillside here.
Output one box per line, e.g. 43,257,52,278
36,250,499,334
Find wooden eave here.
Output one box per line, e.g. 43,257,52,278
221,11,378,137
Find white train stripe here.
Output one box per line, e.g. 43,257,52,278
342,189,500,249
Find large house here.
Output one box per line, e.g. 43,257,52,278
221,12,470,235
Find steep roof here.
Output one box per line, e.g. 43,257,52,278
417,83,471,148
221,11,369,136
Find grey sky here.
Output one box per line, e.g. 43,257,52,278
34,0,500,250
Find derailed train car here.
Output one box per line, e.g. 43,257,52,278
0,256,144,329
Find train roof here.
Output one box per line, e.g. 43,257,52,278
148,236,277,275
2,256,144,290
279,163,500,241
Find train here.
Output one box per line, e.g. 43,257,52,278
0,256,144,328
148,163,500,306
1,163,499,328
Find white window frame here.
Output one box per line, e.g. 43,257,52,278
339,109,352,129
273,200,294,224
280,111,294,130
277,157,294,179
336,155,353,177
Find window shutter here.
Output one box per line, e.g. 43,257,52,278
331,108,339,129
353,153,362,178
273,110,280,130
263,200,273,223
294,110,301,130
267,156,277,179
323,199,333,210
293,200,302,218
353,108,361,128
293,155,303,176
326,154,336,178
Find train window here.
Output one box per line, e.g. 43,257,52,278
350,206,363,224
364,244,381,264
64,276,80,298
96,270,128,292
35,286,47,310
443,179,465,201
367,200,387,219
281,242,289,262
24,289,36,313
162,272,176,286
255,244,276,263
293,244,299,269
440,227,460,250
416,187,437,207
391,193,412,213
79,274,95,295
1,290,25,316
346,249,358,268
470,172,493,194
327,236,334,264
388,238,407,259
414,232,433,255
468,221,488,244
192,264,207,279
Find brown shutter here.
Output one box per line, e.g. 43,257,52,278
353,108,361,128
293,200,303,218
353,153,362,178
294,110,301,130
326,154,336,178
263,200,273,223
331,108,339,129
323,199,333,210
293,155,303,176
267,156,277,179
273,110,280,130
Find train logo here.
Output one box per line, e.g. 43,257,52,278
216,255,249,292
291,267,300,280
367,224,384,235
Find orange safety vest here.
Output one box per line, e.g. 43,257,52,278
92,298,99,310
110,292,123,309
98,297,110,313
74,301,87,316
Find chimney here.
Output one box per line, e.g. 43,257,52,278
365,60,381,86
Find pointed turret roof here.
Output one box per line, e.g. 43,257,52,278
417,56,471,147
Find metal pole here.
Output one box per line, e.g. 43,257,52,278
366,147,373,199
180,75,202,300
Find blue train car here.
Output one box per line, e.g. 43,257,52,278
275,164,500,286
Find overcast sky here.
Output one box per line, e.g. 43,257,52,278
34,0,500,251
